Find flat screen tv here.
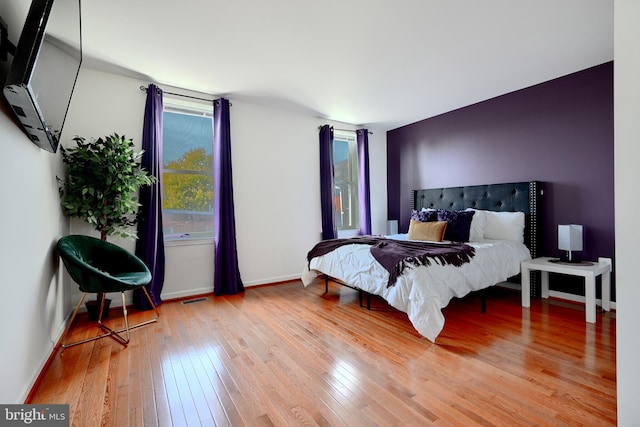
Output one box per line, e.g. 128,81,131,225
3,0,82,153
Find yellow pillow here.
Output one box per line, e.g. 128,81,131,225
408,220,448,242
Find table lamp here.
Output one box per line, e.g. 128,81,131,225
558,224,583,262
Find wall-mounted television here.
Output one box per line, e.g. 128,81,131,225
3,0,82,153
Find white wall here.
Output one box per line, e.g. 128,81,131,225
0,1,70,403
614,1,640,425
64,67,388,300
0,109,71,403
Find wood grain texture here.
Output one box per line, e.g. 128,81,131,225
28,280,616,426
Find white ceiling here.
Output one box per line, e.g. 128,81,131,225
76,1,612,131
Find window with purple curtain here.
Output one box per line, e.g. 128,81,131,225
357,129,372,235
213,98,244,295
319,125,337,240
134,83,165,309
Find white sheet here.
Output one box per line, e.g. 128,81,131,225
301,235,531,342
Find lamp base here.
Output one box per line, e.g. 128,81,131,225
548,258,594,266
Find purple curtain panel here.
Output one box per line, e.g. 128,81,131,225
135,83,166,309
319,125,337,240
357,129,372,235
213,98,244,295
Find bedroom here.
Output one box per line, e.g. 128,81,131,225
0,0,638,425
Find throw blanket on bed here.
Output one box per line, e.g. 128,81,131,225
307,236,475,287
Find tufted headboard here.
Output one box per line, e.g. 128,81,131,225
411,181,542,260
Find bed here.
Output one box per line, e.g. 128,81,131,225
302,181,542,342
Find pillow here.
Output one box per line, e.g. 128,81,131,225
465,208,488,241
410,209,437,222
437,209,475,242
483,211,525,242
408,220,447,242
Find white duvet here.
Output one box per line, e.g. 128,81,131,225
301,235,531,342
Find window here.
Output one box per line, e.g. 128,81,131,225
162,99,214,241
333,131,359,230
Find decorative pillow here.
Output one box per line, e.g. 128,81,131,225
483,211,525,242
436,209,475,242
465,208,488,241
408,220,447,242
410,209,437,222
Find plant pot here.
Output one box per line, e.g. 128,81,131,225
86,298,111,321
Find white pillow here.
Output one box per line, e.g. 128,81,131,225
483,211,525,243
465,208,487,242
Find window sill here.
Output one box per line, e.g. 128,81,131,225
164,238,215,247
337,229,360,239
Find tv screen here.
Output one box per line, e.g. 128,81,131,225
3,0,82,153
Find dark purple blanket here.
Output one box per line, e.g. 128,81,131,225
307,236,475,287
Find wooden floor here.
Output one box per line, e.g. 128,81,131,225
29,280,616,426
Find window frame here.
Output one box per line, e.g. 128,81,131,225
333,130,360,231
161,97,215,243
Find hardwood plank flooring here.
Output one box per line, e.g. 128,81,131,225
28,280,616,426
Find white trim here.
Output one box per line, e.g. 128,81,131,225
164,238,214,247
163,94,213,115
159,274,302,299
549,290,617,311
161,286,215,301
496,281,617,310
242,274,302,287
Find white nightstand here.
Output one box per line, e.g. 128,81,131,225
521,256,612,323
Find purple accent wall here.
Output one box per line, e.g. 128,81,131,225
387,62,614,293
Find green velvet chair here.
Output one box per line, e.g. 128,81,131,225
57,235,159,348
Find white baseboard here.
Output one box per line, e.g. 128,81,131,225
495,281,617,310
242,273,302,287
130,274,303,302
161,286,214,301
549,290,617,310
496,281,520,290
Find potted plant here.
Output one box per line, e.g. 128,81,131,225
58,133,155,319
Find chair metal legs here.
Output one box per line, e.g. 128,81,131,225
60,287,159,349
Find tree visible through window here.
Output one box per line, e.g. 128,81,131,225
333,131,359,230
162,101,214,240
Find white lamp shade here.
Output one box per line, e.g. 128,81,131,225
558,224,583,251
387,220,398,235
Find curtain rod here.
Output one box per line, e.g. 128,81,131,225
318,125,373,134
139,85,231,105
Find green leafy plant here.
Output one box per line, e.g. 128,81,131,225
58,133,156,241
57,133,156,316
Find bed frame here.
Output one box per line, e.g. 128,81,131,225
324,181,542,309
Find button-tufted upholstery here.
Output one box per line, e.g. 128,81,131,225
411,181,541,258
